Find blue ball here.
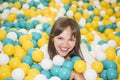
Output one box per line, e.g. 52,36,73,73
87,5,94,10
5,78,13,80
17,14,24,19
42,23,51,31
98,25,105,33
2,38,15,46
86,44,91,51
50,65,60,76
107,69,118,80
31,64,42,72
5,22,14,28
98,40,107,45
17,32,25,39
62,60,73,70
27,48,36,56
86,18,93,23
106,60,117,69
22,55,33,66
58,67,71,80
46,27,51,35
32,20,39,26
71,56,81,64
32,32,41,41
41,70,51,79
100,70,107,80
64,4,71,11
116,32,120,37
77,9,83,14
14,40,21,46
26,23,34,30
31,39,37,48
106,24,112,29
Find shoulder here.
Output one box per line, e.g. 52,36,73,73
40,44,50,59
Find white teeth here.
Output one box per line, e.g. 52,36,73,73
61,48,68,50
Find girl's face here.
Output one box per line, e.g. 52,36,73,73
53,26,76,57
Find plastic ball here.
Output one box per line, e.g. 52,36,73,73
32,32,41,41
107,68,118,80
97,25,105,33
27,68,40,76
37,38,48,48
42,23,51,31
18,29,28,34
22,40,34,51
0,65,11,80
107,40,116,48
32,49,44,62
100,70,107,80
19,35,32,45
84,69,97,80
92,61,104,73
7,13,17,22
41,70,51,79
27,48,36,56
58,67,71,80
9,57,21,69
22,55,33,66
41,32,49,40
24,75,34,80
71,56,81,64
49,76,61,80
105,47,116,60
12,68,25,80
66,10,74,17
3,44,15,56
31,64,42,72
50,65,60,76
46,27,52,35
95,51,106,61
53,55,65,66
62,60,74,70
34,74,47,80
74,60,86,73
0,29,7,41
0,53,9,65
40,58,53,70
19,63,30,75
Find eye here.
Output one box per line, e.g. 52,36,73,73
69,38,75,41
57,37,63,40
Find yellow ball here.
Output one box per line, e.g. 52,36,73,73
74,60,86,73
0,65,11,80
82,3,88,9
19,63,30,75
118,56,120,64
92,61,103,73
22,40,34,51
24,75,35,80
14,48,26,60
70,5,77,13
81,28,89,35
106,9,113,16
35,9,42,16
63,0,70,4
32,49,44,62
9,57,21,69
74,12,81,20
0,29,7,41
93,8,100,16
105,47,116,60
7,13,17,22
14,2,21,9
83,13,90,19
86,32,94,41
91,21,98,29
104,28,114,36
96,77,103,80
37,38,48,48
93,16,100,21
41,32,49,40
117,64,120,74
19,35,32,44
27,68,40,76
3,44,15,56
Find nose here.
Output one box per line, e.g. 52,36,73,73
62,40,69,47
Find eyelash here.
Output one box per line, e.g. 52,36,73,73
57,37,75,41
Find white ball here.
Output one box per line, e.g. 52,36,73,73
22,3,30,9
110,0,117,3
107,40,116,48
2,2,9,9
110,16,116,23
98,21,103,25
37,3,45,10
49,76,61,80
78,18,86,27
114,7,119,12
40,58,53,70
95,51,106,61
35,24,43,30
12,68,25,80
3,9,10,15
84,69,97,80
34,74,47,80
100,10,106,16
0,41,3,51
66,10,74,17
0,53,9,65
53,55,65,66
1,13,8,20
18,28,28,34
78,1,84,7
10,7,19,14
117,49,120,56
7,32,17,41
117,21,120,28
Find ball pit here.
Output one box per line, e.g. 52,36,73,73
0,0,120,80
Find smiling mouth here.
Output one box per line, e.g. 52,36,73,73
60,47,69,52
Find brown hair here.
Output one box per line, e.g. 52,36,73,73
48,17,84,60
